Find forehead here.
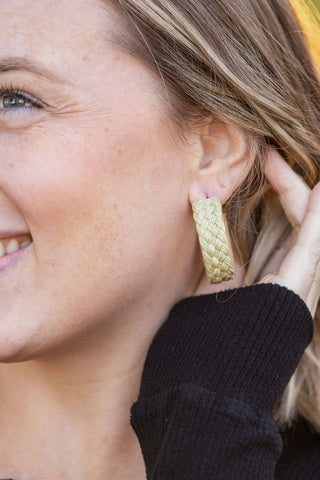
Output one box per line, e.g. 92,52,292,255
0,0,115,81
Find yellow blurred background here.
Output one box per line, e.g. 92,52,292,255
313,0,320,11
291,0,320,68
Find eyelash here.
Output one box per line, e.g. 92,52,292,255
0,82,43,114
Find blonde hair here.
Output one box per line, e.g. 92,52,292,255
112,0,320,431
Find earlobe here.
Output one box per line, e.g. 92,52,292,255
189,120,254,204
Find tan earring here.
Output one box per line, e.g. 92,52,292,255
192,197,235,284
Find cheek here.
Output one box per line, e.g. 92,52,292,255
2,116,186,268
0,111,194,358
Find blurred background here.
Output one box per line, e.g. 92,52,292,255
313,0,320,11
291,0,320,66
313,0,320,12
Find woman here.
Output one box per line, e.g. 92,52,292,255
0,0,319,478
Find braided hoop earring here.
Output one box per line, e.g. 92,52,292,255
192,197,235,284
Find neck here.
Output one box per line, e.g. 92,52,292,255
0,303,169,480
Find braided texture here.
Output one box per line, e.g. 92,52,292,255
192,198,235,284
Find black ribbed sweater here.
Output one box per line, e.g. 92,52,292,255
130,283,320,479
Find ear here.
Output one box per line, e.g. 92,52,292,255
189,120,255,204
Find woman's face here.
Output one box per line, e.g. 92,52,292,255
0,0,201,360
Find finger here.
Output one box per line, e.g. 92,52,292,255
264,149,311,228
274,182,320,313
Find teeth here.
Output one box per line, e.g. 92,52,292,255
0,236,32,257
20,239,32,248
6,239,20,255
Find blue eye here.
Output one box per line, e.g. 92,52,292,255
0,86,42,114
2,94,32,109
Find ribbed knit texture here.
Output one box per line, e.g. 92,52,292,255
130,284,317,479
275,418,320,479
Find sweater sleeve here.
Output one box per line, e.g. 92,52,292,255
130,284,314,479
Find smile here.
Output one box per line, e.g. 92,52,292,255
0,234,33,273
0,235,33,257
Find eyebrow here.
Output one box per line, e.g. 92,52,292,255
0,57,69,84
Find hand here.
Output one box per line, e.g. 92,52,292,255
260,149,320,317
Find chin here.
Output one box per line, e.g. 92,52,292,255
0,338,43,363
0,314,52,363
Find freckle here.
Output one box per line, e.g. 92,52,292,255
113,203,118,210
47,260,58,268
